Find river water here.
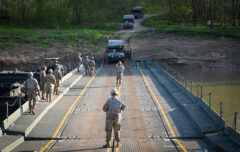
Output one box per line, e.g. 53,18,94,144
173,67,240,132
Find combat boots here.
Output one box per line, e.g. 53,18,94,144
103,141,110,148
117,142,121,147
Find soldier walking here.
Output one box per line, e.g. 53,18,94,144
103,89,126,148
116,61,125,86
89,57,96,76
76,53,82,72
40,66,47,100
83,56,90,76
45,69,56,102
24,72,40,115
54,66,62,95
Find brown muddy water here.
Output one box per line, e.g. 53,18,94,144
174,67,240,132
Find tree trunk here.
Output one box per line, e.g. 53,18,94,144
232,0,236,26
168,0,173,24
220,0,224,27
2,0,10,23
192,0,197,26
35,0,43,22
236,0,240,26
22,0,29,22
209,0,213,28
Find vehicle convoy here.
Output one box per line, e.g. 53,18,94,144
105,40,132,63
131,6,144,19
122,15,134,30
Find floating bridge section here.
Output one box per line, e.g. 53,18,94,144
0,60,239,152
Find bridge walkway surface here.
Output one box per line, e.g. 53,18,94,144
9,61,219,152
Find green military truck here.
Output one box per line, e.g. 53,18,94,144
131,7,144,19
105,40,132,63
122,15,135,30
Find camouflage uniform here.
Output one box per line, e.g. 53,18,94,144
45,69,56,102
89,57,95,76
83,56,90,76
116,63,125,85
103,96,126,144
40,66,47,100
54,67,62,95
76,53,82,72
24,73,40,115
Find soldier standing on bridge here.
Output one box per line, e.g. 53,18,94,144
116,61,125,86
89,56,96,76
76,53,82,72
83,56,90,76
40,66,47,100
103,89,126,148
24,72,40,115
54,65,62,95
45,69,56,102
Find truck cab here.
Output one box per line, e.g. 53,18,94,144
105,40,132,63
131,7,144,19
122,15,135,30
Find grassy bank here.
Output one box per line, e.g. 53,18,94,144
0,22,120,52
143,16,240,38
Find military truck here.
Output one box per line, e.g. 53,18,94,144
131,7,144,19
122,15,135,30
105,40,132,63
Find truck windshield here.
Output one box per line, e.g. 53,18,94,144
132,10,141,13
109,48,123,52
123,19,134,23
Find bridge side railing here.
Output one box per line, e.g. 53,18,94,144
156,61,239,134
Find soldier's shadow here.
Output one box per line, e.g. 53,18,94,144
57,147,104,151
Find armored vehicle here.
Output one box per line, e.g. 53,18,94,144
105,40,132,63
122,15,134,30
131,7,144,19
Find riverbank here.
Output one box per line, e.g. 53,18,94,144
132,15,240,71
0,25,119,71
131,30,240,71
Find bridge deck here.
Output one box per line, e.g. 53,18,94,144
10,61,219,152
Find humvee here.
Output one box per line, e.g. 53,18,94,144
122,15,135,30
105,40,132,63
131,7,144,19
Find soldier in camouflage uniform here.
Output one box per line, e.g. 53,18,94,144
116,61,125,86
24,72,40,115
40,66,47,100
45,69,56,102
89,56,96,76
54,65,62,95
82,56,90,76
103,89,126,148
76,53,82,72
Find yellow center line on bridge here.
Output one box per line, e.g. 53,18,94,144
137,62,188,152
40,62,103,152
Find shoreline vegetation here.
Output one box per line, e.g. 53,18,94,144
143,15,240,38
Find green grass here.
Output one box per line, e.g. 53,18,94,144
0,22,120,51
143,16,240,38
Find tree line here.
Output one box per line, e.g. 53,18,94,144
0,0,140,28
0,0,239,28
141,0,240,28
